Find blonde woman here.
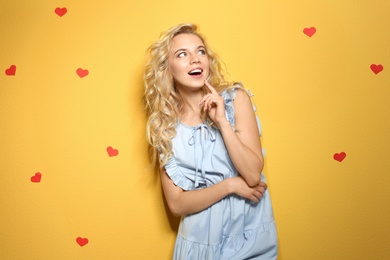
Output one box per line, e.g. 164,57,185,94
144,23,277,259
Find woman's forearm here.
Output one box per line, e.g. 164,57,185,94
219,121,263,186
168,179,233,216
161,170,265,217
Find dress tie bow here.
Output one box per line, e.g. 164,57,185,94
188,124,216,188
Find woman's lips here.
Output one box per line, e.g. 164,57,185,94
188,68,203,78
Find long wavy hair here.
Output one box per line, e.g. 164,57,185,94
144,23,236,167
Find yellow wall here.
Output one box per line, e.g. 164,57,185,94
1,1,389,259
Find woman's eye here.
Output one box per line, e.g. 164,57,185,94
178,52,186,58
198,49,206,55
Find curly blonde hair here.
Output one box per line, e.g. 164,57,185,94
143,23,236,167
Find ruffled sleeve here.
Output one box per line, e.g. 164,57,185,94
221,84,266,157
163,155,197,191
220,87,237,129
246,89,263,137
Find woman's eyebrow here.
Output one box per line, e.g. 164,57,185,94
173,45,205,55
174,48,187,55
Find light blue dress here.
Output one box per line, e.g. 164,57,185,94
164,87,278,260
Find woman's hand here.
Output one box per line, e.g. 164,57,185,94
229,176,267,203
161,168,266,216
199,80,228,127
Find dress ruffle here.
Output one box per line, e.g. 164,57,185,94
174,220,277,260
221,85,266,157
221,87,237,129
164,156,196,191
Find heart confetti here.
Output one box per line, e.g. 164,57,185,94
333,152,346,162
107,146,119,157
303,27,316,37
31,172,42,183
55,7,67,17
76,237,89,247
370,64,383,75
5,65,16,76
76,68,89,78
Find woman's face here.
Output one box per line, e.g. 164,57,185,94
168,33,210,92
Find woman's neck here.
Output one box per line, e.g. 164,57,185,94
178,90,204,125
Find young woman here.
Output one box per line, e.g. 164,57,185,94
144,23,278,259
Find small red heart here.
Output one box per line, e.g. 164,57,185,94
107,146,119,157
333,152,346,162
76,68,89,78
76,237,89,247
55,7,67,17
5,65,16,76
370,64,383,74
303,27,316,37
31,172,42,183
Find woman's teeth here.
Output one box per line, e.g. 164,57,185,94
189,69,202,75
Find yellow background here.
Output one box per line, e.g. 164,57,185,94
1,0,389,259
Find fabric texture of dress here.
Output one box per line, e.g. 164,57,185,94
164,87,278,260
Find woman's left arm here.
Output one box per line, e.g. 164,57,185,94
201,81,263,187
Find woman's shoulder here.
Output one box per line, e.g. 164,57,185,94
220,82,251,103
220,82,263,135
220,82,243,128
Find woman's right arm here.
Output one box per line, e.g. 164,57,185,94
160,168,267,217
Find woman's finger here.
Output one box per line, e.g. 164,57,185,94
199,93,215,106
258,186,265,195
199,93,212,105
201,95,222,111
205,97,219,110
259,181,268,190
256,193,263,200
204,80,218,94
250,195,259,203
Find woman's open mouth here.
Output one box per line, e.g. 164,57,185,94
188,68,203,78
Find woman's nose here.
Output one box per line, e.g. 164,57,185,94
190,55,200,64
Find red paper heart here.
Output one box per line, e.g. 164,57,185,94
5,65,16,76
76,68,89,78
370,64,383,74
333,152,346,162
303,27,316,37
76,237,89,247
55,7,67,17
107,146,119,157
31,172,42,183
